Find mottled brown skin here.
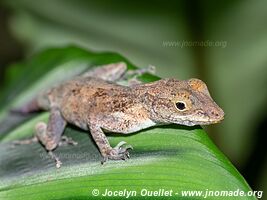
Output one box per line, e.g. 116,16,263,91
15,62,224,167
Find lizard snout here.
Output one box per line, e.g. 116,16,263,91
207,107,224,123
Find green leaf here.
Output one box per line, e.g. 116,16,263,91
0,46,256,200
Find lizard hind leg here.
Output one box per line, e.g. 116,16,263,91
118,65,156,86
82,62,127,82
35,108,67,168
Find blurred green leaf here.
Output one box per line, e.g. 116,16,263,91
0,46,255,199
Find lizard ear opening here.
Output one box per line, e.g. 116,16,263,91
175,101,186,111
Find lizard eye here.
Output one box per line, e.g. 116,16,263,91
175,101,186,111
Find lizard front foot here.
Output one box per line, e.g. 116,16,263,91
102,141,133,164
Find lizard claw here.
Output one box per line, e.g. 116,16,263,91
114,141,127,149
101,141,133,164
48,151,62,168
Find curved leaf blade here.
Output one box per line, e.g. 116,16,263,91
0,46,256,200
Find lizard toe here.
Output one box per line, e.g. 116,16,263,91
59,135,78,146
103,143,133,162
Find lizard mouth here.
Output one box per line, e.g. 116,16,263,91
194,107,225,125
200,118,224,125
196,115,224,125
173,115,224,126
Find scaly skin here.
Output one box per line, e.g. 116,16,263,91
14,62,224,167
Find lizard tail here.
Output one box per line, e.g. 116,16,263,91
10,98,42,114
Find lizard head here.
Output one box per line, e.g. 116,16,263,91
146,78,224,126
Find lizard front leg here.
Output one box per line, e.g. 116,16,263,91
88,123,132,163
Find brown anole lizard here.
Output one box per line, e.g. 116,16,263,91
13,62,224,168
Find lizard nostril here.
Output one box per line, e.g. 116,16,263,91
210,110,221,118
